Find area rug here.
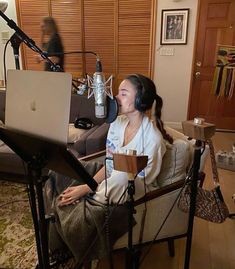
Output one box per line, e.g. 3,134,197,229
0,181,37,269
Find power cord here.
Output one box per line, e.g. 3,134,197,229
74,185,129,269
138,163,195,267
3,38,10,87
139,142,206,266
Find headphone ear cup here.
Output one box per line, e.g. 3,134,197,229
74,118,94,129
135,94,142,111
135,92,147,112
134,75,147,112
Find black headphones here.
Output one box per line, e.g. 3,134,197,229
133,74,151,112
74,117,94,130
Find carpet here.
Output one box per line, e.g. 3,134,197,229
0,181,37,269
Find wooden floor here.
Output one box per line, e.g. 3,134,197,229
97,131,235,269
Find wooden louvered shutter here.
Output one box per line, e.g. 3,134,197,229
83,0,155,94
51,0,83,77
16,0,49,70
16,0,156,94
117,0,154,87
83,0,115,77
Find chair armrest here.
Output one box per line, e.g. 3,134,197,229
134,179,185,206
79,150,106,162
134,171,206,206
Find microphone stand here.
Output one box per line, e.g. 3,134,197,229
0,11,94,92
31,50,100,93
9,33,22,70
182,120,216,269
112,153,148,269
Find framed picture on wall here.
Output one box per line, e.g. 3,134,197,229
160,9,189,45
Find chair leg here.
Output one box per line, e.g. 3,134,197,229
167,239,175,257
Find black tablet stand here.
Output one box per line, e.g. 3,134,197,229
0,126,97,269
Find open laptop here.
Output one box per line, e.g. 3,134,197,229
5,70,72,144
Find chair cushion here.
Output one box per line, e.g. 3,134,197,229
155,139,191,188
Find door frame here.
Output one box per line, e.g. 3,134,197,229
187,0,202,121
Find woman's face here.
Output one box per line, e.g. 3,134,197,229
40,21,50,35
40,22,47,34
116,79,138,115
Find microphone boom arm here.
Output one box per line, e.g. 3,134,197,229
0,10,60,71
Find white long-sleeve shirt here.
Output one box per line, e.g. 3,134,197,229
93,115,166,204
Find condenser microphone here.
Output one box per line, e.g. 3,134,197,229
87,58,117,123
93,59,107,118
0,0,8,13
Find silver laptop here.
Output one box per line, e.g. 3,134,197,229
5,70,72,144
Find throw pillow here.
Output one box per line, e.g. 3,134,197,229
155,139,191,188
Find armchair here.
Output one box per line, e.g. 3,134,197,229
79,126,208,262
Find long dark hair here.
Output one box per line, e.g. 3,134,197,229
42,16,59,36
126,74,173,144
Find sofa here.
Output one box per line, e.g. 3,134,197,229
0,89,109,179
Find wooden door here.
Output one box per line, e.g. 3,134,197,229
188,0,235,130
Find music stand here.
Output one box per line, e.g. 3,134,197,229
0,126,98,269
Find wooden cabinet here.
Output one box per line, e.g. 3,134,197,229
16,0,156,93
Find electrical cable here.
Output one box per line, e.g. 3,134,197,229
138,163,195,267
45,50,98,57
3,38,10,86
74,185,129,269
104,156,114,269
138,143,207,265
137,115,148,255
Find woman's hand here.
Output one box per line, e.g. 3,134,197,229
58,184,90,206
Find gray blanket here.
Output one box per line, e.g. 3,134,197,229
44,160,132,264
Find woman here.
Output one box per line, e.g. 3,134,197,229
45,74,173,264
36,16,64,71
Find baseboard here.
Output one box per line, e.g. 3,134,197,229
165,121,182,130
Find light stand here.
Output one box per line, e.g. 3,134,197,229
113,152,148,269
182,120,216,269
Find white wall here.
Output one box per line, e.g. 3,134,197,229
154,0,198,128
0,0,18,88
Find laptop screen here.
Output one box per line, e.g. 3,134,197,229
5,70,72,144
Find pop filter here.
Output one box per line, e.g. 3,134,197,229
106,96,119,124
